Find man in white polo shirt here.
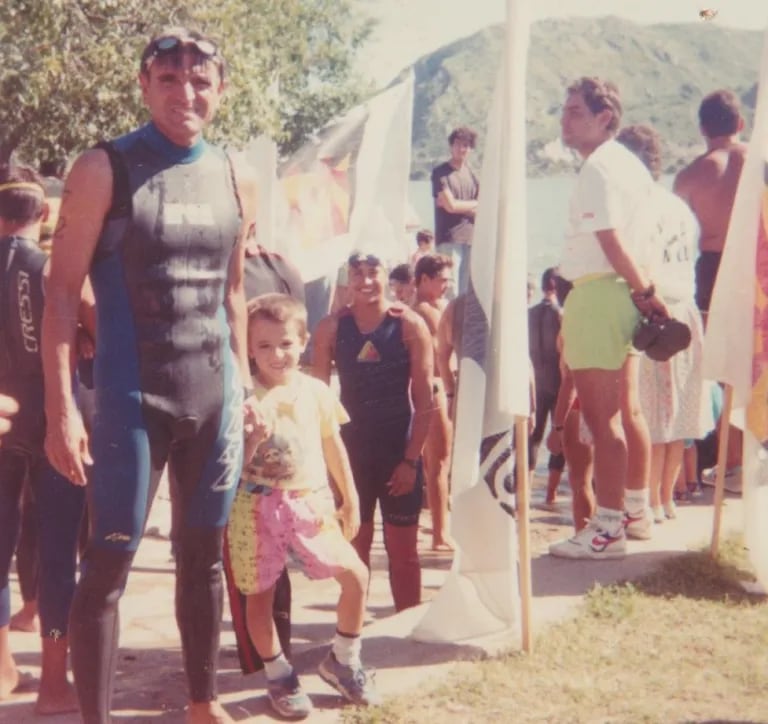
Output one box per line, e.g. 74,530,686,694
549,77,667,560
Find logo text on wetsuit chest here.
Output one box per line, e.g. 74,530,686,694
17,271,38,353
164,203,215,227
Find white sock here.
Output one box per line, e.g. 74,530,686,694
263,651,293,681
332,630,362,667
595,506,624,536
624,488,648,517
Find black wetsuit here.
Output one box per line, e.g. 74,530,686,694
528,298,565,472
335,307,423,525
334,306,423,611
69,123,244,722
0,235,85,639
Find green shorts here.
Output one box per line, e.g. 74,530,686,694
562,274,640,371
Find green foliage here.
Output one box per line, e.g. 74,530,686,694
0,0,373,165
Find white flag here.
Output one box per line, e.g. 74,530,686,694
412,0,530,643
275,75,414,282
702,22,768,588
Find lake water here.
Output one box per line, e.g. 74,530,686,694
409,173,675,280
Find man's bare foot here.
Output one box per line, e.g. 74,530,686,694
186,700,234,724
431,537,455,552
35,680,79,715
10,606,39,633
0,663,19,700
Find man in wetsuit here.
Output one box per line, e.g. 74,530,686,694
0,165,90,714
312,253,434,612
42,28,257,724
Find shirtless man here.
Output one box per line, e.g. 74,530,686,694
413,253,454,550
674,89,747,322
674,89,746,479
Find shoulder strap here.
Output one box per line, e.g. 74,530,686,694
94,141,131,219
0,241,13,376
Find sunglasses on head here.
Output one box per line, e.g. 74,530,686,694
143,34,219,71
348,253,382,268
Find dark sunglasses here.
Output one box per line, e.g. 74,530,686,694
348,253,382,268
142,34,220,71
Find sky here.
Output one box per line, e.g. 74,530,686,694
359,0,768,86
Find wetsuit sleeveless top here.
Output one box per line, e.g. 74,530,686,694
88,122,244,549
334,307,422,525
0,235,47,453
0,234,84,638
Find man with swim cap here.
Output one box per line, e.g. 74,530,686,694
42,27,257,723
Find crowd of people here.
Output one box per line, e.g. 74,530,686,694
0,20,749,724
545,80,744,559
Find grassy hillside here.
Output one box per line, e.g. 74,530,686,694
408,16,762,177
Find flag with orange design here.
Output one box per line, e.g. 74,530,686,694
703,20,768,590
747,188,768,446
275,75,414,282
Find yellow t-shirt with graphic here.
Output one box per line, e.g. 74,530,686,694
242,372,349,492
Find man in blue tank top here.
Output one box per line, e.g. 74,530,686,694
42,28,258,724
312,253,434,612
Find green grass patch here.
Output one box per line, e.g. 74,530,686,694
345,539,768,724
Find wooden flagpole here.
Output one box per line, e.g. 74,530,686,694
710,383,734,558
515,416,533,653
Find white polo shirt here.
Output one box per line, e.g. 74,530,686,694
559,139,655,281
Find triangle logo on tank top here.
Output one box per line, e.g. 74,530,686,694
357,340,381,363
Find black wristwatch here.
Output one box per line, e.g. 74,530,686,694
402,457,419,469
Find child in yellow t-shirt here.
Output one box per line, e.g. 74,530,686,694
228,293,379,718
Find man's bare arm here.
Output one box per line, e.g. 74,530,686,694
402,312,435,461
42,148,112,483
437,184,478,216
436,302,456,396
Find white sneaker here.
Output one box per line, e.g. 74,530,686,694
701,466,742,494
651,506,665,524
623,509,653,540
549,521,627,560
724,467,743,494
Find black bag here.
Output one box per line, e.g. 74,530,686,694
633,317,691,362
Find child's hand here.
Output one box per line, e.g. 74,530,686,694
243,398,271,467
336,500,360,541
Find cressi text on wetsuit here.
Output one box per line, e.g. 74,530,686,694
0,234,85,641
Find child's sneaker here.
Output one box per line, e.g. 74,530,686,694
651,506,665,524
318,650,381,706
266,671,313,719
623,509,653,540
663,501,677,520
548,520,626,560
